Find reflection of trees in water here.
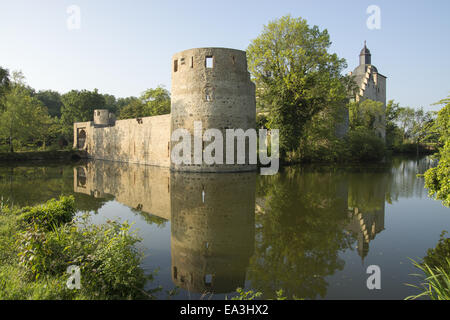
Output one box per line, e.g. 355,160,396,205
0,163,109,213
386,156,436,203
250,167,355,299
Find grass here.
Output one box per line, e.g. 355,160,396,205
405,258,450,300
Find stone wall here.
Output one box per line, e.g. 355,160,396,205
74,114,171,167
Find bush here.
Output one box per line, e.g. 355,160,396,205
19,196,75,231
1,197,158,300
346,128,386,162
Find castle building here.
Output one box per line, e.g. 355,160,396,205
73,47,256,173
349,42,387,139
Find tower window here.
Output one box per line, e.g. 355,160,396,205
190,56,194,68
180,58,185,65
174,59,178,72
206,56,213,68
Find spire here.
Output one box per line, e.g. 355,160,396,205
359,41,372,65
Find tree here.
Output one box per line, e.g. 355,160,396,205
385,100,404,148
118,86,170,120
60,89,106,139
424,96,450,207
0,72,50,152
348,99,385,133
247,15,349,159
0,66,11,110
35,90,63,118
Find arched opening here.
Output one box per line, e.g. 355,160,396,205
77,129,86,149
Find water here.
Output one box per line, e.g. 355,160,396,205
0,156,448,300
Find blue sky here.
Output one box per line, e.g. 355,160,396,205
0,0,449,111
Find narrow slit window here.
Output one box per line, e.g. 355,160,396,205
174,59,178,72
190,56,194,68
206,56,213,68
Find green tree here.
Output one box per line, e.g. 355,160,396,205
0,72,50,152
348,99,384,133
247,15,349,159
424,96,450,207
0,66,10,110
385,100,404,149
118,86,170,120
60,89,106,139
35,90,63,118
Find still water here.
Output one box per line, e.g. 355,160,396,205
0,156,449,300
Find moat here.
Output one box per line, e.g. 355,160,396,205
0,156,449,299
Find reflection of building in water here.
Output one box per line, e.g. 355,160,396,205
171,172,255,293
74,161,255,294
346,173,387,261
74,160,171,219
347,206,385,261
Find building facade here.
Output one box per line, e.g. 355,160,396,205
349,42,387,139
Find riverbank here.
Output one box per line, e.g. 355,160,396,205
0,150,84,162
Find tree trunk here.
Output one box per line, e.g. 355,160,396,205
9,135,13,153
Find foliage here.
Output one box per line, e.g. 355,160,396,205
345,128,386,162
406,258,450,300
424,96,450,206
18,195,76,231
229,288,263,300
60,89,106,139
0,66,10,110
349,99,384,136
406,232,450,300
0,196,158,300
423,231,450,269
0,72,52,152
118,86,170,120
247,15,349,159
35,90,63,118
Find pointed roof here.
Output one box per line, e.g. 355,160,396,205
360,41,371,56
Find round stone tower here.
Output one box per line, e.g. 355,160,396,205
170,47,256,172
93,109,110,127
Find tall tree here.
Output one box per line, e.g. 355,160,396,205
247,15,349,158
60,89,106,139
0,72,50,152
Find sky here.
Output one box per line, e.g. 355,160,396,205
0,0,449,111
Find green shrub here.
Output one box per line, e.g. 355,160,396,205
19,196,75,231
346,128,386,162
2,197,158,300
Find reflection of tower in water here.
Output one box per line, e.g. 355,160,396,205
347,173,387,261
170,172,256,294
73,161,256,295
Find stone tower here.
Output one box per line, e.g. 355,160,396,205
170,48,257,172
350,42,387,140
